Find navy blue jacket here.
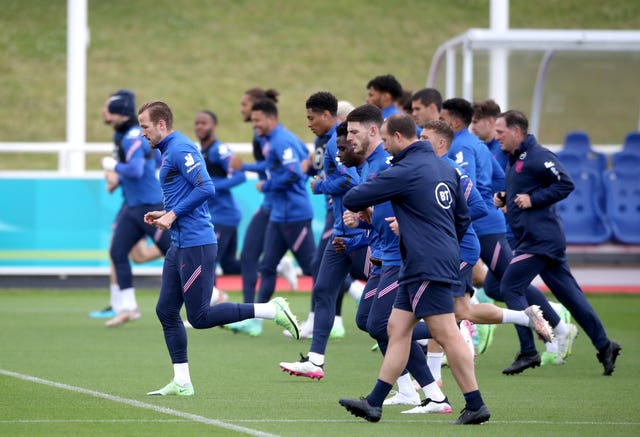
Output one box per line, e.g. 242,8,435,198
505,134,574,260
344,141,469,285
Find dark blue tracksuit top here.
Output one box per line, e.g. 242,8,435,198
343,141,470,285
505,134,575,260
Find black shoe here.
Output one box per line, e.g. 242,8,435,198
452,404,491,425
502,352,541,375
339,397,382,423
597,341,621,376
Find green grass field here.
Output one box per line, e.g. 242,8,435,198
1,289,638,436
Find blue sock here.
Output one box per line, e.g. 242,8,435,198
366,379,393,407
464,390,484,411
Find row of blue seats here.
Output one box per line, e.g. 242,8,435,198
554,130,639,245
556,169,639,245
556,130,640,175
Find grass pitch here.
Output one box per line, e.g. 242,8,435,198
0,289,638,436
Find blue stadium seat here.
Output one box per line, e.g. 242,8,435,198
603,170,640,244
622,131,640,153
611,151,640,175
559,131,607,174
563,131,591,155
556,150,585,175
556,170,611,244
557,150,606,211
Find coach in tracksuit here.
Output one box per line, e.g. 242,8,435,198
442,98,562,375
338,113,490,425
494,109,621,376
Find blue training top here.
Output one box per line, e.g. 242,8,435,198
156,131,216,248
448,129,507,236
260,124,314,223
113,121,163,206
312,128,362,238
359,143,401,266
202,139,246,227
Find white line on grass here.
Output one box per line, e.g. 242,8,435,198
0,369,279,437
3,369,638,429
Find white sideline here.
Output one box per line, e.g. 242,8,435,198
0,368,279,437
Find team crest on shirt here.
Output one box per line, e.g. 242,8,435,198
435,182,453,209
515,151,527,173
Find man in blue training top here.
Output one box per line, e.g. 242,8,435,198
194,110,245,287
251,99,317,310
494,109,621,376
137,101,300,397
291,91,366,340
279,117,368,380
338,113,490,425
97,89,171,328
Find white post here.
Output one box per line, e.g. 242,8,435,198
445,48,456,98
62,0,88,174
489,0,509,110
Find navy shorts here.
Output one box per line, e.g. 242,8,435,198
395,279,454,319
452,261,474,298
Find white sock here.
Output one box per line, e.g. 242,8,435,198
332,315,343,328
554,320,569,336
305,311,315,326
307,352,324,366
109,283,120,311
416,338,428,347
427,352,443,382
119,287,137,312
173,362,191,386
348,280,365,300
396,373,416,397
421,381,445,402
502,308,530,326
546,339,559,353
253,303,276,319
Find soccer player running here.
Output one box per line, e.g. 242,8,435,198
97,89,171,327
288,91,367,340
493,109,621,376
194,110,245,289
278,106,369,379
338,113,490,425
250,99,317,308
138,101,300,396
